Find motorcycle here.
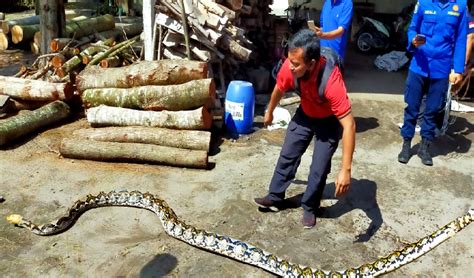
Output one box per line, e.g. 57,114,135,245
355,4,414,53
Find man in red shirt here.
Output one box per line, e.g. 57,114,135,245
254,29,356,228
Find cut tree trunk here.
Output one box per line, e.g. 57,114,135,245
30,42,40,55
86,105,212,130
0,76,73,101
96,22,143,41
76,59,209,92
50,38,76,52
0,31,7,51
219,34,252,61
100,56,121,68
81,78,215,111
59,138,208,168
11,24,40,44
63,14,115,39
73,126,211,151
0,100,70,146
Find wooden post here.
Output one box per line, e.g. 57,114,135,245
39,0,65,54
143,0,155,61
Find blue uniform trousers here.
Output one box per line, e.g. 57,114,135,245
268,107,341,213
401,71,448,141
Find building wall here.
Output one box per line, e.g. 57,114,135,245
289,0,416,14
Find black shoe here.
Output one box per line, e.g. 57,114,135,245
398,138,412,164
302,210,316,229
254,196,282,212
418,139,433,166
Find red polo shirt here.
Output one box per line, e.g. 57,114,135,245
276,58,351,119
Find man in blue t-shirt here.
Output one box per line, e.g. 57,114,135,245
309,0,353,61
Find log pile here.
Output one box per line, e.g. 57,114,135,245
56,59,216,169
153,0,274,91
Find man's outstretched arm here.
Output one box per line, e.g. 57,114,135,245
335,111,356,197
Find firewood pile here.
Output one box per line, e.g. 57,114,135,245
153,0,274,91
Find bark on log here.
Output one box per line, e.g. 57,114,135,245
81,78,215,111
0,76,73,101
63,14,115,39
0,100,70,146
0,21,8,34
76,59,209,92
59,138,208,168
86,105,212,130
7,15,40,29
73,126,211,151
96,22,143,41
220,34,252,61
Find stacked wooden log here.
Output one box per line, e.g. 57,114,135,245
57,59,216,169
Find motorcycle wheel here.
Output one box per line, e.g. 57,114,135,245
356,32,373,53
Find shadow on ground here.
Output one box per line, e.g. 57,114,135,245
277,178,383,243
140,253,177,278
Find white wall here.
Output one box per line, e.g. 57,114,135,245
289,0,416,14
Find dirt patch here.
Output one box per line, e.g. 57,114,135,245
0,96,472,277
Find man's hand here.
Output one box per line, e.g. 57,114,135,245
335,169,351,197
412,37,425,48
314,26,324,37
449,72,463,86
263,110,274,128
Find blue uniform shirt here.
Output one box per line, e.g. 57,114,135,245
469,14,474,34
320,0,353,59
407,0,468,78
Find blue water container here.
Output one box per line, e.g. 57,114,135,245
225,81,255,135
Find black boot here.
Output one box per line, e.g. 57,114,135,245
418,139,433,166
398,138,411,164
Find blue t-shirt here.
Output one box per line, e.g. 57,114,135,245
320,0,353,59
407,0,468,77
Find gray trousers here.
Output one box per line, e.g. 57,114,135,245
268,107,341,213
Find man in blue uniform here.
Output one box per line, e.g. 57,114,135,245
310,0,353,61
398,0,468,166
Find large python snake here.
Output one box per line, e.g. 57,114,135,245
6,190,473,277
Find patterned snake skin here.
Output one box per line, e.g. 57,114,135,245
6,190,473,277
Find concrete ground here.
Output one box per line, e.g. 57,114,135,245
0,46,473,277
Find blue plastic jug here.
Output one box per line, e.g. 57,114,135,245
224,81,255,135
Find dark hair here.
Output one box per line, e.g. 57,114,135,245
287,28,320,63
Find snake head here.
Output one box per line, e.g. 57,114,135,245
6,214,23,225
